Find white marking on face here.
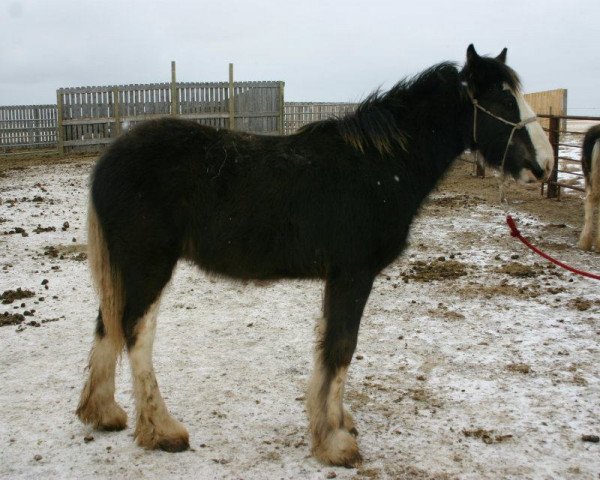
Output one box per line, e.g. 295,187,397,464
503,83,554,179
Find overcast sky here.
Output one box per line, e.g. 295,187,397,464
1,0,599,115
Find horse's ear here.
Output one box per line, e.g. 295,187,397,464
496,48,507,64
466,44,480,64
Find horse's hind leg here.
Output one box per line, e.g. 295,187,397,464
127,298,189,452
307,271,374,467
121,256,189,452
77,204,127,431
77,310,127,431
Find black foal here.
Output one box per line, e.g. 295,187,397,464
77,45,552,466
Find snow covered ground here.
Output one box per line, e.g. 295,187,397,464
1,159,599,479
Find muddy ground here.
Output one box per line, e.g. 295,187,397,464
0,155,598,479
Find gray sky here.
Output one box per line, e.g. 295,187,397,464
2,0,599,115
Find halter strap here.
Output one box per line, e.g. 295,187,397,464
469,94,538,202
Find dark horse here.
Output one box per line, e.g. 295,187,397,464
578,124,600,250
77,45,552,467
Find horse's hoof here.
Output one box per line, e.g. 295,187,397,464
99,419,128,432
135,416,190,452
158,437,190,453
77,400,127,432
313,429,362,468
578,237,593,251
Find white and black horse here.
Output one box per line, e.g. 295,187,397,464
578,124,600,250
77,45,553,467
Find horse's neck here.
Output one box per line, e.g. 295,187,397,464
394,87,471,194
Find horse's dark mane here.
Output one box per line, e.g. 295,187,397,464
299,62,463,155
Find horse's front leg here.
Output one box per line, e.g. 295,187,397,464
307,271,374,467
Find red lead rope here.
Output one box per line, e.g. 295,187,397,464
506,215,600,281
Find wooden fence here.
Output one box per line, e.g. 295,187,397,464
283,91,568,135
0,105,57,152
540,114,600,198
284,102,357,134
524,89,567,131
0,87,569,152
57,80,285,153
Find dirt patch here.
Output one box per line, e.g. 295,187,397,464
2,226,29,237
506,363,531,374
425,193,484,209
495,262,544,278
43,244,88,261
455,281,542,300
380,465,456,480
427,304,465,320
568,297,596,311
394,388,443,409
33,225,56,234
462,429,513,444
1,288,35,304
402,258,471,282
0,312,26,327
0,152,97,172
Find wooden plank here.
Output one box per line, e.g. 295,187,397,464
56,92,64,155
171,61,178,116
229,63,235,130
278,82,285,134
113,88,121,137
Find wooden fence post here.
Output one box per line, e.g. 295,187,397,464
113,88,121,137
546,115,560,199
171,61,178,116
56,91,64,155
278,81,285,135
32,107,39,146
228,63,235,130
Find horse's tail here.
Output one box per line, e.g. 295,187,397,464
88,195,125,351
583,125,600,196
